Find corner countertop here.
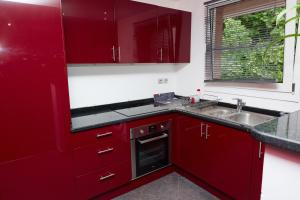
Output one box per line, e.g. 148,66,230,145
252,111,300,153
70,100,300,153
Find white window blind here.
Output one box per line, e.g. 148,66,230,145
205,0,286,83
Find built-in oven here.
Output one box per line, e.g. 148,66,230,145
130,120,171,179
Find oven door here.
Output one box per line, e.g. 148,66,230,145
135,132,169,178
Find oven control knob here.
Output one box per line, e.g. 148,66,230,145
160,125,165,129
139,129,144,134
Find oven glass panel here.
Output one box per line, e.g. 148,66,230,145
135,132,169,177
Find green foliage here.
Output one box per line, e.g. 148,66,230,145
220,7,285,82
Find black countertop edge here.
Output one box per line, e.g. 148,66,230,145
251,129,300,154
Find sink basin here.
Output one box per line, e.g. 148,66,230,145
225,112,275,126
198,106,236,117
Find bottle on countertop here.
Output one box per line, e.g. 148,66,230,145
190,89,201,104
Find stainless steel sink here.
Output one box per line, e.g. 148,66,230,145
189,105,236,117
185,104,275,126
225,111,275,126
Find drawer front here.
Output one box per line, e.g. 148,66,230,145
76,162,131,200
73,139,131,176
72,123,126,148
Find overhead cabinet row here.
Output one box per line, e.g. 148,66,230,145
62,0,191,63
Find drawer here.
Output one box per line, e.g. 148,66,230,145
76,162,131,200
73,140,131,176
72,123,126,148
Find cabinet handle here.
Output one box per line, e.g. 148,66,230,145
112,46,116,62
200,123,205,138
118,46,121,62
205,125,210,140
258,142,263,159
96,132,112,139
160,48,163,62
99,173,115,181
97,147,114,155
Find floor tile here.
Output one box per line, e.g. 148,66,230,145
113,172,219,200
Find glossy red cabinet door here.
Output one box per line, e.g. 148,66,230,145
62,0,116,63
0,1,74,199
157,7,191,63
0,151,75,200
0,0,71,162
175,116,206,173
115,0,159,63
204,121,254,200
175,115,259,200
171,11,191,63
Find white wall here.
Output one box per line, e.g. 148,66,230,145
68,64,179,108
261,146,300,200
68,0,300,112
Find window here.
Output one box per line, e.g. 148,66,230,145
205,0,287,83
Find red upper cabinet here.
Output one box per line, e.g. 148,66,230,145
115,0,159,63
62,0,117,63
62,0,191,63
170,10,192,63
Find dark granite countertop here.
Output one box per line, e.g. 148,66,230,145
70,100,300,153
252,111,300,153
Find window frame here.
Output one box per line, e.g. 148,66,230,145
204,0,298,95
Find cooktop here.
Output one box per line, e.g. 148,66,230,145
115,104,169,117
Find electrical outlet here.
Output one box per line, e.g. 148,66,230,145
158,78,164,84
164,78,168,84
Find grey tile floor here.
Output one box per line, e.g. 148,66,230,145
113,172,219,200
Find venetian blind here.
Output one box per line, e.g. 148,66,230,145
205,0,286,82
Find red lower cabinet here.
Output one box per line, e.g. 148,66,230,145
76,162,132,200
174,115,264,200
71,124,131,199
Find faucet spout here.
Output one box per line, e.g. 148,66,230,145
233,98,246,112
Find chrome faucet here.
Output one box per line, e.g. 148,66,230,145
233,98,246,112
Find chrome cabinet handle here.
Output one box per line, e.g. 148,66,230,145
205,124,210,140
97,147,114,155
112,46,116,62
138,133,168,144
96,132,112,139
258,142,263,159
160,48,163,62
99,173,115,181
200,123,205,138
118,46,121,62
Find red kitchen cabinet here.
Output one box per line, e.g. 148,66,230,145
71,124,131,176
0,0,71,162
157,7,191,63
170,10,192,63
175,115,263,200
203,121,254,200
0,0,74,199
62,0,191,63
62,0,117,63
115,0,159,63
173,115,206,173
0,151,76,200
76,162,132,200
71,124,131,199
